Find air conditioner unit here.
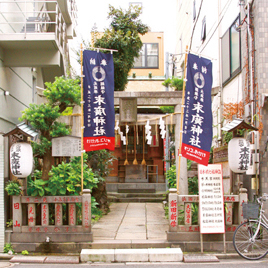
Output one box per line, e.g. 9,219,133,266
246,131,259,175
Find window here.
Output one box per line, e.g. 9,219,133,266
221,15,241,85
133,43,159,68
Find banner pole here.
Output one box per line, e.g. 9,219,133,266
80,43,84,193
177,46,189,194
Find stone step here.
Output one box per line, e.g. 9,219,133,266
106,183,166,193
118,188,156,193
108,192,166,198
10,240,237,254
80,248,183,263
108,196,165,203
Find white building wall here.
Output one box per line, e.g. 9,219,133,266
175,0,243,131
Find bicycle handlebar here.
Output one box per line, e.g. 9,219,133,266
257,193,268,203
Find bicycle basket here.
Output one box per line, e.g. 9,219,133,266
242,202,260,219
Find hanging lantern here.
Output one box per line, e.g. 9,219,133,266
10,142,33,178
228,137,250,173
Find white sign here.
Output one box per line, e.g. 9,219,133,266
198,164,225,234
52,136,81,157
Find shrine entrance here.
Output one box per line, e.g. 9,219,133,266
105,91,188,200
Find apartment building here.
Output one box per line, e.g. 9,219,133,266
175,0,268,202
0,0,77,250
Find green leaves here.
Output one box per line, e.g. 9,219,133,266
162,77,183,91
166,164,177,188
27,178,48,197
44,154,100,196
20,103,60,133
93,5,149,91
19,76,81,180
5,181,21,196
44,76,81,112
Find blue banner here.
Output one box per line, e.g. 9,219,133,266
83,50,115,151
181,53,213,166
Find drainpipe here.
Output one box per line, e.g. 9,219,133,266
165,52,169,91
247,2,254,125
218,0,222,145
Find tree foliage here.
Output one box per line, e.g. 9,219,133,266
92,5,149,91
162,77,183,91
20,76,81,180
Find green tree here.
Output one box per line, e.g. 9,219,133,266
92,5,149,91
20,76,80,180
162,77,183,91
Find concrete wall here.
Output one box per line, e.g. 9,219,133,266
125,79,165,92
251,0,268,205
0,46,33,132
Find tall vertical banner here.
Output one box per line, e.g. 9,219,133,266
83,50,115,151
181,53,213,166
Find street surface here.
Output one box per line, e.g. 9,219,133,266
4,258,268,268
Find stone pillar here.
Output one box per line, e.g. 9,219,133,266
82,189,91,230
55,204,63,226
184,203,192,225
41,203,49,226
238,188,248,224
169,188,178,232
28,203,36,226
68,203,76,226
175,104,188,195
13,196,22,232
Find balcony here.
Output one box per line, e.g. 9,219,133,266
0,0,77,81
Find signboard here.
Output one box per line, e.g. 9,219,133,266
181,53,213,166
119,97,137,123
83,50,115,151
198,164,225,234
52,136,81,157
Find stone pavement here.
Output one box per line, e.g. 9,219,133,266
0,262,11,268
92,202,169,240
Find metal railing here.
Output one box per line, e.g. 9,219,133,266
0,0,76,71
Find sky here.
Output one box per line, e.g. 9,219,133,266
70,0,177,74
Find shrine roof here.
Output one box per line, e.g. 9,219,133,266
3,122,38,138
221,118,258,132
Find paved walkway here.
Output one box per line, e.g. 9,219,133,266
92,203,169,240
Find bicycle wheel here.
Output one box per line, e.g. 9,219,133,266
233,220,268,260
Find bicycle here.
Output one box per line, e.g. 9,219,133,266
233,193,268,260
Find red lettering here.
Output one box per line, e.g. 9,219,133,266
170,200,177,207
170,221,176,227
